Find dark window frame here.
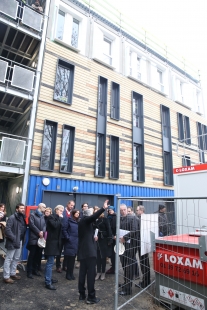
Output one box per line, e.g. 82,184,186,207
110,135,119,179
54,59,75,105
197,122,206,163
132,91,145,183
95,133,106,177
161,105,173,186
40,120,58,172
59,125,75,174
110,82,120,120
178,113,191,145
182,155,191,167
133,143,143,182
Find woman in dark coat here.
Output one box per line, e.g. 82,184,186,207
94,209,112,281
44,205,64,290
62,209,80,280
26,203,46,278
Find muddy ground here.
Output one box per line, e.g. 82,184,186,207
0,256,181,310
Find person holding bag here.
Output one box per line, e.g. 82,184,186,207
26,203,46,279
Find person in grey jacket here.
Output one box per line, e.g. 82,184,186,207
26,203,46,278
158,204,169,236
3,203,26,284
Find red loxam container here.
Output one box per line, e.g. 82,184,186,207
153,234,207,309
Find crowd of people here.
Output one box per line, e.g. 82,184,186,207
0,200,170,303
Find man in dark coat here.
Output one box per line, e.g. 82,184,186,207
3,203,26,284
44,205,64,290
135,205,151,289
56,200,75,272
78,200,108,304
118,204,136,296
26,202,46,278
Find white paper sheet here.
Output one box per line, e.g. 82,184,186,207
140,213,159,255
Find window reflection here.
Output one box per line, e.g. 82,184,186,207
61,128,70,171
133,98,140,127
71,19,79,48
41,123,54,169
54,65,70,103
56,10,65,40
133,144,140,181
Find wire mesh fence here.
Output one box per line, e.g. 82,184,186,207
113,196,207,310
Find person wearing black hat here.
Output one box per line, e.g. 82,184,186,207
158,204,169,237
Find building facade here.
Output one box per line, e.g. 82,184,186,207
1,0,207,212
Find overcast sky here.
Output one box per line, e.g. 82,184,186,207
114,0,207,113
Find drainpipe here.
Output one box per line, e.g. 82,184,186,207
21,0,51,204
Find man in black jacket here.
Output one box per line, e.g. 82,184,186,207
78,200,108,304
119,204,136,296
3,203,26,284
26,202,46,278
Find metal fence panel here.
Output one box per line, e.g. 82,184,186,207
114,197,207,310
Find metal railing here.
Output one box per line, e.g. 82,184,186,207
0,56,37,95
0,0,45,34
0,132,30,168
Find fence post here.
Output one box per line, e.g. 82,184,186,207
114,194,121,310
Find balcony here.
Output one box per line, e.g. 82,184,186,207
0,132,28,176
0,56,36,100
0,0,45,38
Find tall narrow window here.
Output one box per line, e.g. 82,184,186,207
98,77,107,116
95,134,105,177
197,122,205,163
54,59,74,104
161,105,173,186
179,81,183,102
137,57,141,80
103,38,112,65
56,10,65,40
133,144,141,181
133,97,141,128
157,70,164,92
178,113,184,142
162,108,169,138
110,136,119,179
71,18,79,48
178,113,191,145
185,116,191,145
40,120,57,171
111,82,120,120
60,125,75,173
132,91,144,182
164,152,170,185
203,125,207,150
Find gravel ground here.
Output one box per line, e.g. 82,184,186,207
0,255,168,310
